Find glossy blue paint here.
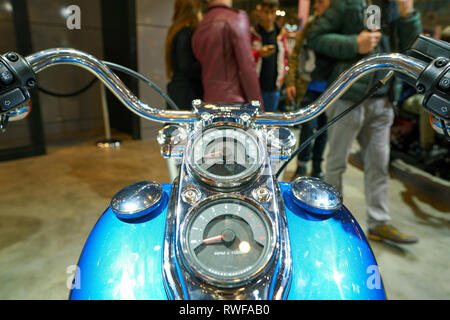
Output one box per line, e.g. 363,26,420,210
70,182,385,300
69,184,171,300
280,182,386,300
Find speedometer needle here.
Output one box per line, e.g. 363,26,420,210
202,235,225,243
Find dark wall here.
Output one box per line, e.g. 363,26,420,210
0,0,46,161
101,0,140,140
27,0,105,143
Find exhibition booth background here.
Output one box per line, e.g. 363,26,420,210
0,0,448,161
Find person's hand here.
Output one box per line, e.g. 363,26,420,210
286,86,296,102
260,44,276,58
394,0,414,17
357,30,382,54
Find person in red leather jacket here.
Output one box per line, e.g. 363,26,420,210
192,0,263,107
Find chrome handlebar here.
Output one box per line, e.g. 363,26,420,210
25,48,427,126
26,48,197,123
254,53,427,125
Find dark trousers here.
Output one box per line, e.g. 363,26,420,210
297,90,328,171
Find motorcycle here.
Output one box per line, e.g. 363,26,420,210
0,35,448,300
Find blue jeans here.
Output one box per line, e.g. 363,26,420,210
262,91,280,112
297,90,328,171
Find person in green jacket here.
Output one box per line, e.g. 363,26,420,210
307,0,421,244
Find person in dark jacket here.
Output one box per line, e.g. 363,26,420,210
165,0,203,110
251,0,288,112
307,0,422,243
192,0,263,106
285,0,331,180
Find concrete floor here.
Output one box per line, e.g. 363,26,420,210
0,129,449,300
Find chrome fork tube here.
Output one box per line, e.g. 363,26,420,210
255,53,427,126
25,48,197,123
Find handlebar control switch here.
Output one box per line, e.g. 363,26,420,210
438,71,450,93
0,62,14,86
0,51,36,130
426,94,450,120
409,35,450,124
0,88,26,112
416,57,450,121
0,52,36,93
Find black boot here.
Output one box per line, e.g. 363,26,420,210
294,161,307,178
311,162,324,180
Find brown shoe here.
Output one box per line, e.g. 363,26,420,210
368,224,419,244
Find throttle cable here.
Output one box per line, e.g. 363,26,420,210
35,61,180,111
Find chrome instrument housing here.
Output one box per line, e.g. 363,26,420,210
178,194,276,287
163,147,292,300
185,122,265,189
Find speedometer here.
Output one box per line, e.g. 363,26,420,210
180,196,275,286
187,125,264,188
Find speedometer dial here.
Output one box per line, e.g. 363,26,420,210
187,125,263,188
180,196,275,286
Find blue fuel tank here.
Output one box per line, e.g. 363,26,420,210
69,183,386,300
